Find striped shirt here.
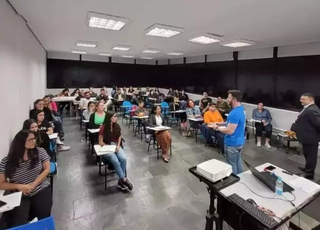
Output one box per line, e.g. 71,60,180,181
0,147,50,197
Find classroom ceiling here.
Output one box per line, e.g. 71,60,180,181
9,0,320,60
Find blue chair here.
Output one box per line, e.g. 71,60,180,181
161,102,170,125
122,101,132,124
8,216,55,230
49,162,57,194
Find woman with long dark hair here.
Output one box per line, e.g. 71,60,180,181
98,112,133,191
22,119,55,161
0,130,52,228
31,110,70,151
148,105,172,162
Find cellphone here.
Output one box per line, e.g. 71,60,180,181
0,200,7,208
265,165,276,171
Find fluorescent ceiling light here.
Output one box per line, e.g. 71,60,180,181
221,39,255,48
76,41,97,48
188,33,221,45
99,53,112,56
72,50,87,54
141,57,154,59
167,51,184,56
142,48,160,54
145,23,184,38
87,12,129,31
112,45,131,51
122,55,134,58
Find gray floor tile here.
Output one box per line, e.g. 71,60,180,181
74,197,95,220
91,206,126,230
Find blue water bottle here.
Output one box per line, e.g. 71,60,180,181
275,176,283,197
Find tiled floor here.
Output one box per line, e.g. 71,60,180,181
53,117,320,230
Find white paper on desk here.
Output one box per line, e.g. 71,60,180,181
153,126,170,131
48,133,58,139
100,145,117,153
287,177,320,194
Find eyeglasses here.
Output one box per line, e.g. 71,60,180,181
27,138,36,143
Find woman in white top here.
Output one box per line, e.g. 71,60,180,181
148,106,172,162
83,101,96,120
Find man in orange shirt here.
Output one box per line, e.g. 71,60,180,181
204,103,225,154
204,103,224,124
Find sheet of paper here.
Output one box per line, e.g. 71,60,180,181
48,133,58,139
287,177,320,194
100,145,117,153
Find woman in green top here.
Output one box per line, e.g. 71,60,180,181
89,102,106,129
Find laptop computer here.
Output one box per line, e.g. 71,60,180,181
243,160,294,193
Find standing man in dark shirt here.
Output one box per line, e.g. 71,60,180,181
200,92,212,113
292,93,320,180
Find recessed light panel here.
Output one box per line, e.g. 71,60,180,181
76,41,97,48
141,57,154,59
167,51,184,56
142,48,160,54
122,55,134,58
221,39,255,48
112,45,132,51
72,50,87,54
145,23,183,38
87,12,128,31
99,53,112,56
188,33,221,44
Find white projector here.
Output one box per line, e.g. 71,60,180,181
196,159,232,182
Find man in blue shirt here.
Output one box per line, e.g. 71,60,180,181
212,90,246,174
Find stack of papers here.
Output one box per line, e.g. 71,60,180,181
96,145,116,153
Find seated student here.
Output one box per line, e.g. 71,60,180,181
128,86,135,94
148,106,172,162
32,110,70,151
99,112,133,191
48,95,58,113
174,89,180,98
167,88,174,97
199,92,212,113
252,102,273,148
135,101,150,140
30,99,53,122
114,88,125,101
79,91,92,110
184,99,202,136
89,87,97,97
43,95,63,123
97,88,112,109
179,90,189,109
30,99,65,141
0,130,52,229
96,88,109,101
83,101,96,120
22,119,54,161
204,103,225,153
58,88,70,113
71,88,80,97
89,102,106,129
216,96,230,118
111,86,117,97
145,87,150,96
75,90,85,101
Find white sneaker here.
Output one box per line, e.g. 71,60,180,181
56,138,64,145
58,145,70,151
265,143,271,149
257,141,261,147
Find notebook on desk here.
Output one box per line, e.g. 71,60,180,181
95,145,116,155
